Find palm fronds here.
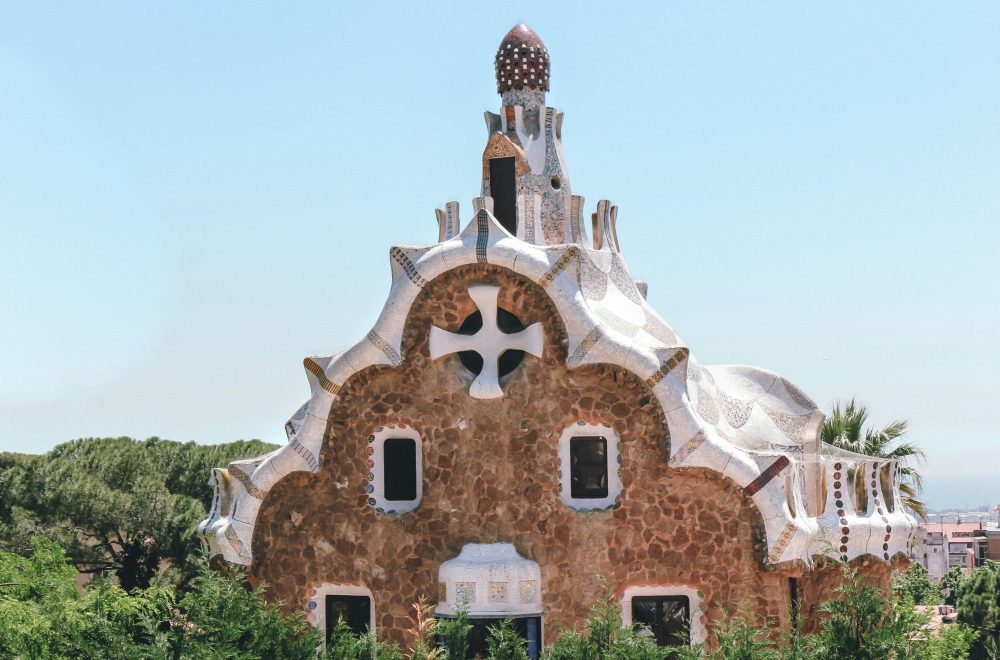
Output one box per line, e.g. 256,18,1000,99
822,398,927,520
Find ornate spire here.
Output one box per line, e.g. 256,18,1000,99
494,23,550,94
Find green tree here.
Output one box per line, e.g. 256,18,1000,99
940,567,965,606
0,537,322,659
821,399,927,519
956,560,1000,659
895,563,942,605
810,566,929,659
0,437,277,590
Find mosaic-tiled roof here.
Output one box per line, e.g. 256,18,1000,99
495,23,550,93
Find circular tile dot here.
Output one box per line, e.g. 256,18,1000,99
841,536,849,544
840,545,848,553
835,462,843,470
877,508,884,515
842,527,850,534
886,525,892,533
834,491,843,499
883,553,890,560
836,500,844,508
882,543,889,551
834,481,842,489
840,518,848,525
884,535,891,542
833,471,842,480
837,509,846,517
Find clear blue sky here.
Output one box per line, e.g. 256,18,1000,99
1,3,997,509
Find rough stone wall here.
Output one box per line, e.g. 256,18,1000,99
249,264,799,646
791,556,897,634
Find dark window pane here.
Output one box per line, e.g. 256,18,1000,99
570,436,608,498
326,595,371,641
384,438,417,501
632,596,690,647
457,617,541,660
489,156,517,235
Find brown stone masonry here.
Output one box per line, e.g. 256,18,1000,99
249,264,858,646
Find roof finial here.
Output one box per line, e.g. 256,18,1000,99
494,23,550,95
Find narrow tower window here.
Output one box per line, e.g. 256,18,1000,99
383,438,417,501
570,436,608,499
489,156,518,235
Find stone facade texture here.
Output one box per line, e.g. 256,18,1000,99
248,264,886,646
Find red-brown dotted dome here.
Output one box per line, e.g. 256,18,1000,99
494,23,550,94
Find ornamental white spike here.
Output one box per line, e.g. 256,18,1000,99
429,284,543,399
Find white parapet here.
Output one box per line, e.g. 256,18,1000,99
436,543,542,617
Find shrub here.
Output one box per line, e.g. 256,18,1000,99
436,609,471,659
486,618,529,660
894,564,941,605
324,618,403,660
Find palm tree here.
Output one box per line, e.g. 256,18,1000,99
821,398,927,520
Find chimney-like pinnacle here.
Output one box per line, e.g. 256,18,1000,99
494,23,550,94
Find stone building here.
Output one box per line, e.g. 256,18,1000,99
199,24,917,656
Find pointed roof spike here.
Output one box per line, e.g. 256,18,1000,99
495,24,550,94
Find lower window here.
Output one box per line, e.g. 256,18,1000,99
442,616,542,659
631,595,690,647
325,595,372,642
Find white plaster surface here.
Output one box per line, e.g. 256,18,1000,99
436,543,542,617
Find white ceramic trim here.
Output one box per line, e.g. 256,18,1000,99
367,424,423,515
435,543,543,617
620,584,706,646
557,421,623,511
306,583,376,641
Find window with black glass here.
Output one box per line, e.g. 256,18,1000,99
383,438,417,501
488,156,517,235
325,595,371,642
445,616,541,659
631,595,690,647
570,436,608,499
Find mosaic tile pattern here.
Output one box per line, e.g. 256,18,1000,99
390,247,428,287
228,464,266,500
566,326,603,366
455,581,476,605
303,357,341,396
537,246,579,288
518,580,537,605
494,23,550,93
488,581,508,603
644,348,689,388
743,456,790,497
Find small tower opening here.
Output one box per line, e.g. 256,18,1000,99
488,156,518,235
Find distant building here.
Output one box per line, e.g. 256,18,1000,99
973,529,1000,567
918,521,996,576
915,527,949,580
